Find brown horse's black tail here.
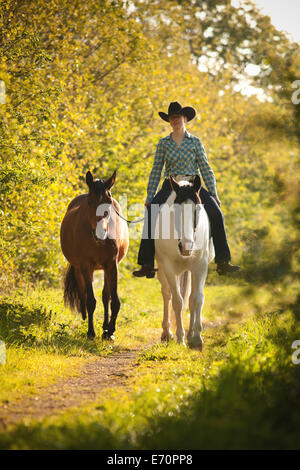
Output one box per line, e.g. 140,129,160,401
63,264,84,318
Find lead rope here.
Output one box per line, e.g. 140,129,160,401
111,205,145,224
112,202,201,227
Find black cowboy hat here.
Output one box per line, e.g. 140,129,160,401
158,101,196,122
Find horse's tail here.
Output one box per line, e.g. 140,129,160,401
63,264,82,316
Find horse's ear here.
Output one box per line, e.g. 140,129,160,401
193,175,201,193
169,176,180,194
104,170,116,191
86,171,93,189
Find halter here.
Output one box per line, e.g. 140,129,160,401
92,207,110,243
177,201,201,253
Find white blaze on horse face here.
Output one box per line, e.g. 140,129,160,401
95,203,111,240
180,202,196,255
156,204,171,240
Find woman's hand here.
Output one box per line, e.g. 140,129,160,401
213,195,221,207
145,201,151,208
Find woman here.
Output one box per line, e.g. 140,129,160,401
133,101,240,278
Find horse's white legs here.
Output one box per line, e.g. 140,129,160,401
163,265,185,345
187,308,195,344
188,289,204,349
188,261,208,350
157,265,174,342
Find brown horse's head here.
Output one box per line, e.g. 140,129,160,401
86,170,116,240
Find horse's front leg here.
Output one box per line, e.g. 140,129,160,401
101,271,111,340
187,309,195,345
82,267,96,339
157,264,173,342
188,262,208,350
105,261,120,340
164,265,185,346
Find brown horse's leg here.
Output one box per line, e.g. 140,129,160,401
106,262,120,339
74,267,87,320
82,268,96,339
101,272,111,340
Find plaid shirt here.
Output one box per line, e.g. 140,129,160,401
146,131,217,202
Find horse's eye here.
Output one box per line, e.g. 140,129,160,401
104,211,108,217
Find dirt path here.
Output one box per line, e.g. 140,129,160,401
0,320,230,432
0,350,139,431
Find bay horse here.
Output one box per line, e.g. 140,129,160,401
155,175,214,350
60,170,129,340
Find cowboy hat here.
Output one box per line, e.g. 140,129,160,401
158,101,196,122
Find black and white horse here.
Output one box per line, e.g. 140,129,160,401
155,176,214,350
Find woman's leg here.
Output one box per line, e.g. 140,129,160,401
136,179,172,268
199,187,231,264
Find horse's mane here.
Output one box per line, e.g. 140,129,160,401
173,182,201,205
91,178,106,195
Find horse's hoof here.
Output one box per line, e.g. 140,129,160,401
102,330,109,340
161,335,170,343
177,339,186,347
189,343,203,352
188,336,203,351
161,331,174,342
87,331,96,340
102,331,115,341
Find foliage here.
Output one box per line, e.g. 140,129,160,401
0,0,300,452
0,0,299,288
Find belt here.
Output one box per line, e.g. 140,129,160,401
169,174,196,183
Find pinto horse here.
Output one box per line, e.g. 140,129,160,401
60,170,129,339
155,175,214,350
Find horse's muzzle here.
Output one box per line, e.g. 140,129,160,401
178,241,193,257
94,228,108,241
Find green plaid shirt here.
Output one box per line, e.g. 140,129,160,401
146,131,217,202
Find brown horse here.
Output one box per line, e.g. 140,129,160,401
60,170,129,339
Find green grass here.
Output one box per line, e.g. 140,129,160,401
0,274,171,404
0,275,300,449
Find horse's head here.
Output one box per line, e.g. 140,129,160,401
169,175,202,257
86,170,116,240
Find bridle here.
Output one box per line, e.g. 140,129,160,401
177,202,201,253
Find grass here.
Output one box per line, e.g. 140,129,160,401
0,274,172,404
0,273,300,449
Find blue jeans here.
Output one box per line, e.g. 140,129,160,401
137,179,231,266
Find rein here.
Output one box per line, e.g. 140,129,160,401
111,205,145,224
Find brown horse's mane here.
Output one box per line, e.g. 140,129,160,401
89,178,106,194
